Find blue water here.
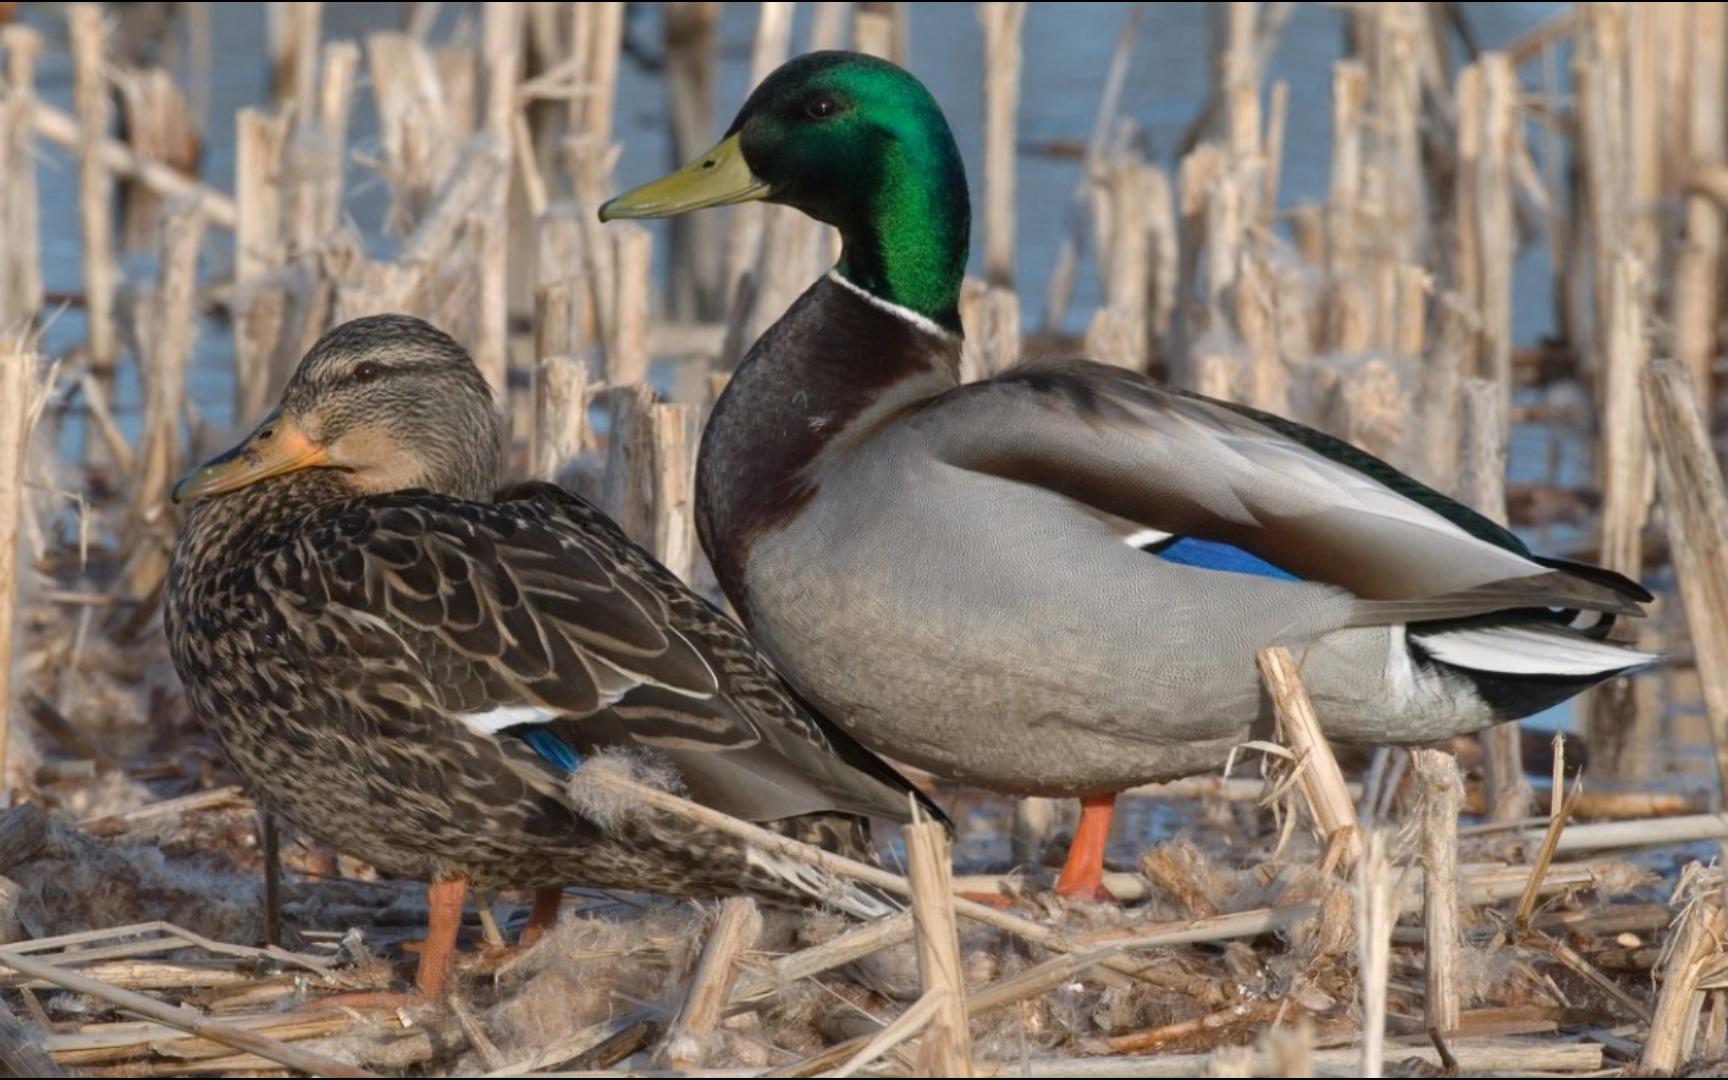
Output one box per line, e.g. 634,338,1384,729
15,2,1565,442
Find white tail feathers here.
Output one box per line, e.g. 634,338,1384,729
1413,623,1658,678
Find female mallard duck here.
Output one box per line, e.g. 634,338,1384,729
601,52,1655,901
166,314,938,1002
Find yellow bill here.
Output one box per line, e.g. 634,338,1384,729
172,409,330,503
598,133,770,221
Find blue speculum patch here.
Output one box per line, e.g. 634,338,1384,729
520,727,583,774
1152,537,1300,581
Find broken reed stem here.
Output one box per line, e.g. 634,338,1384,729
0,340,30,783
531,355,590,483
69,3,115,371
654,896,761,1071
978,2,1026,287
574,761,1306,964
133,201,206,530
27,100,235,229
904,816,973,1077
1641,892,1728,1074
1516,777,1580,934
1356,828,1393,1079
608,223,652,386
1413,749,1463,1036
1459,379,1531,820
2,27,42,329
649,403,699,584
831,990,943,1080
1039,4,1143,333
1643,359,1728,800
0,946,378,1079
1257,646,1361,869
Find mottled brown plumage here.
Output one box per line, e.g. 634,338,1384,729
167,316,937,995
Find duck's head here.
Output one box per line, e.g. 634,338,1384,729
172,314,502,505
602,51,970,334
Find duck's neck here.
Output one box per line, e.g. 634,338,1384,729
697,276,961,619
176,469,359,571
831,128,970,336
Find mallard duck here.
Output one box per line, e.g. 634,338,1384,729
166,314,938,1002
600,52,1655,900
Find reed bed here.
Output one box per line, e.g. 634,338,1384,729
0,2,1726,1076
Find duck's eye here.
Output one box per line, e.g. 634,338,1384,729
804,95,839,120
352,362,382,384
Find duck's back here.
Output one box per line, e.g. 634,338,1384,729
168,474,932,898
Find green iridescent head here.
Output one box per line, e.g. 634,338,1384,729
602,51,970,334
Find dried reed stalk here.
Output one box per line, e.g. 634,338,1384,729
1643,359,1728,798
655,896,761,1070
1,27,41,329
607,223,652,386
1356,828,1394,1078
1258,646,1361,868
532,355,590,484
1039,5,1142,333
905,816,972,1076
1413,749,1462,1035
1587,251,1651,774
575,760,1304,964
979,2,1026,287
1641,890,1728,1073
0,338,33,782
649,403,700,584
69,4,115,371
132,201,206,533
233,108,288,425
0,946,377,1079
1459,379,1531,820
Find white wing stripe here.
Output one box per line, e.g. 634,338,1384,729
458,704,560,735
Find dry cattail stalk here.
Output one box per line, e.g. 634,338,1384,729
1643,359,1728,798
649,403,700,585
1356,828,1394,1079
1586,253,1651,773
0,26,41,330
1038,4,1143,334
978,2,1026,287
904,816,973,1077
531,355,590,485
607,223,652,387
233,108,289,426
1259,646,1361,868
132,200,206,532
721,2,794,315
1471,53,1516,410
962,285,1019,383
1640,882,1728,1074
266,1,320,111
653,897,761,1070
1458,379,1531,820
0,337,34,782
1674,3,1724,399
662,2,724,320
69,4,116,371
601,381,655,551
1413,749,1463,1035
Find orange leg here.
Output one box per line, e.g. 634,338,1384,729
519,887,564,946
1054,794,1117,902
307,877,468,1011
414,878,468,997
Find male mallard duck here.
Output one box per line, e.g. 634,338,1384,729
166,314,938,1002
600,52,1655,900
